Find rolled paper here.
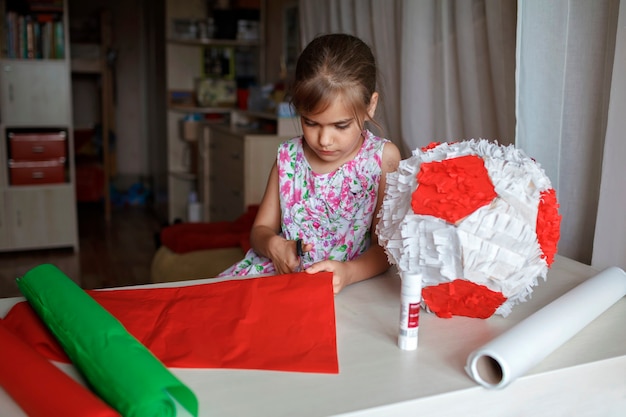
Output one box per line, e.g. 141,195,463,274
465,266,626,389
398,272,422,350
16,264,198,417
0,319,121,417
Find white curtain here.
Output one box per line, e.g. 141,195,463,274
299,0,516,157
592,0,626,270
516,0,621,266
401,0,516,150
299,0,624,269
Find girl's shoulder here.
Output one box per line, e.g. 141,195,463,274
361,130,400,171
361,130,390,155
279,135,303,150
277,136,305,169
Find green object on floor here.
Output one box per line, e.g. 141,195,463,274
17,264,198,417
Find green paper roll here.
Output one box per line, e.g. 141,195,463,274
17,264,198,417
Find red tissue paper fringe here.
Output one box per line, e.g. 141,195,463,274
411,155,498,224
422,279,507,319
421,142,442,152
536,188,561,266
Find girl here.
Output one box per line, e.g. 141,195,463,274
218,33,401,294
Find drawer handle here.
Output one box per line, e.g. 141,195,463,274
31,171,45,179
31,145,45,153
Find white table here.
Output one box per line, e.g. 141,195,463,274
1,255,625,416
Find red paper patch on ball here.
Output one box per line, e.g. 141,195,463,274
422,279,507,319
536,188,561,266
411,155,498,224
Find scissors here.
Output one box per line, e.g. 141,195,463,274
295,238,304,272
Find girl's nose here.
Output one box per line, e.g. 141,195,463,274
318,128,332,148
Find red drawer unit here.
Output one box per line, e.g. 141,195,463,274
9,131,67,161
9,159,65,186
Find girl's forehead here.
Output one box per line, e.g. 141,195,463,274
304,93,356,117
303,97,355,122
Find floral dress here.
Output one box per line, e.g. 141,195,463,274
218,129,388,277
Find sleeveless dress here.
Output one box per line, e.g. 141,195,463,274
218,129,388,277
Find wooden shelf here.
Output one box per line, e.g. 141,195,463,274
168,105,234,114
71,58,103,74
167,37,260,47
168,170,196,181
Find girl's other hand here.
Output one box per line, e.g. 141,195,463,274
305,260,351,294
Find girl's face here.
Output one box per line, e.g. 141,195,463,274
300,93,378,173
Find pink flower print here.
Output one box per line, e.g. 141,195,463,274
293,186,302,202
373,152,382,166
280,179,292,197
327,189,341,210
279,147,291,164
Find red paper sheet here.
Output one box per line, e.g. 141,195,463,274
3,272,338,374
0,319,121,417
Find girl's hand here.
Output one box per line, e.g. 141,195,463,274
267,237,312,275
305,260,352,294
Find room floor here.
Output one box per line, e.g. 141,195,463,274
0,202,163,299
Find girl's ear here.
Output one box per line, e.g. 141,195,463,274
367,92,379,120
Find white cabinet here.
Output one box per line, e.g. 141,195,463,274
1,187,77,250
0,191,9,248
0,0,78,252
0,61,71,126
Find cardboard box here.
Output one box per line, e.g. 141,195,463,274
168,90,196,108
179,120,201,142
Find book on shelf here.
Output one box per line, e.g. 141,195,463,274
0,0,6,58
2,2,64,59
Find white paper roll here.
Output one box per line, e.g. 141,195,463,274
465,266,626,389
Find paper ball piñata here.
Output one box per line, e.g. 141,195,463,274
377,139,561,318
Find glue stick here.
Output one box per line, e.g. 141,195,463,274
398,272,422,350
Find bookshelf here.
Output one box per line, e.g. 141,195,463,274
0,0,78,252
2,0,66,60
165,0,266,223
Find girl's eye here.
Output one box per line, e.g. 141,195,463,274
335,124,350,130
303,120,317,127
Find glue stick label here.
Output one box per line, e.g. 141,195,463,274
400,302,420,336
408,302,420,328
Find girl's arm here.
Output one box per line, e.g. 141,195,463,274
249,162,302,274
306,141,402,293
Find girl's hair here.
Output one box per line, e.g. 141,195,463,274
290,33,379,131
